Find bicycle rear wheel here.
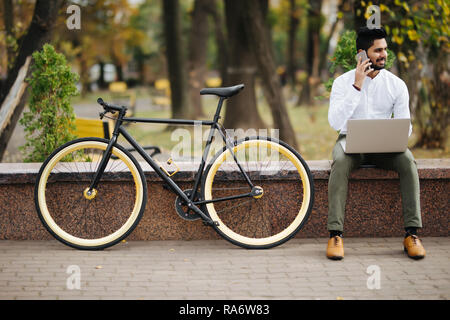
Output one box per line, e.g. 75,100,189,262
35,138,147,250
202,137,314,249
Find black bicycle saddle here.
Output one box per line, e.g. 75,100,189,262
200,84,244,98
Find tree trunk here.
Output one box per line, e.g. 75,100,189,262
0,0,65,161
223,0,266,132
162,0,193,119
319,18,338,77
0,0,64,103
97,60,108,89
414,50,449,149
297,0,322,107
319,0,347,77
3,0,15,72
188,0,209,118
287,0,300,88
241,0,298,149
397,48,420,127
206,0,228,87
115,64,124,82
340,0,354,30
353,0,366,31
78,55,91,96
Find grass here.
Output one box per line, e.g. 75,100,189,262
75,87,449,161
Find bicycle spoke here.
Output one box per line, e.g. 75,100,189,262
204,138,313,248
211,186,249,191
215,198,255,215
217,199,256,230
64,195,89,229
37,139,145,249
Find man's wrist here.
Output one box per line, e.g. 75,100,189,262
352,83,361,91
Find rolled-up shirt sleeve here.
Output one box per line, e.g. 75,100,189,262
393,80,413,136
328,75,362,131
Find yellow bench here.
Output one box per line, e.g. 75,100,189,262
152,77,223,106
153,79,171,106
75,117,113,139
205,77,222,87
74,117,161,157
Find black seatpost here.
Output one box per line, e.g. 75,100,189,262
213,97,226,123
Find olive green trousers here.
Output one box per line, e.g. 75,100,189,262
327,135,422,232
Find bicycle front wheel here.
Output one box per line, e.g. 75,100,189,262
35,138,147,250
202,137,314,249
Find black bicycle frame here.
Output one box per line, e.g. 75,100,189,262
89,97,255,226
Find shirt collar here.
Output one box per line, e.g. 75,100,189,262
366,69,384,81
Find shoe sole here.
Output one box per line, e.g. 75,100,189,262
326,255,343,261
403,247,425,260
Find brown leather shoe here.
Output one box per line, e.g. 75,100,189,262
326,236,344,260
403,235,426,260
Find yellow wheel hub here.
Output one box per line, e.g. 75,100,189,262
253,186,264,199
83,188,98,200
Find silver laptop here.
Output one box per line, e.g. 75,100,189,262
341,118,410,153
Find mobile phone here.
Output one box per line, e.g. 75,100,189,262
355,51,371,71
355,50,369,63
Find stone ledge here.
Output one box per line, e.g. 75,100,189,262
1,159,449,184
0,159,448,240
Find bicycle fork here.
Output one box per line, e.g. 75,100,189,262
85,135,118,198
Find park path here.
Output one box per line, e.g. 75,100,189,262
0,237,449,300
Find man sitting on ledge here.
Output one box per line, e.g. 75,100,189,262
326,27,426,260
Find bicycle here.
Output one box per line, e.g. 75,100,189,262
34,84,315,250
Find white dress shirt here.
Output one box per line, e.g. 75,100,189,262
328,69,412,136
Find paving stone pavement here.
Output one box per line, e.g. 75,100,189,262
0,238,448,300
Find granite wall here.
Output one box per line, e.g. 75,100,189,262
0,159,448,241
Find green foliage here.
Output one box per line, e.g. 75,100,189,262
324,30,396,92
362,0,449,149
19,44,79,162
368,0,449,64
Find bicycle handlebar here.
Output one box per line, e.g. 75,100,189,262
97,98,126,113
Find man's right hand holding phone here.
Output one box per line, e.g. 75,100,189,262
353,57,373,90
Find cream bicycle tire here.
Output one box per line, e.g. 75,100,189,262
35,138,147,250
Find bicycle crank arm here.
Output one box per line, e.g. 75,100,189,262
203,220,220,227
186,201,219,226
